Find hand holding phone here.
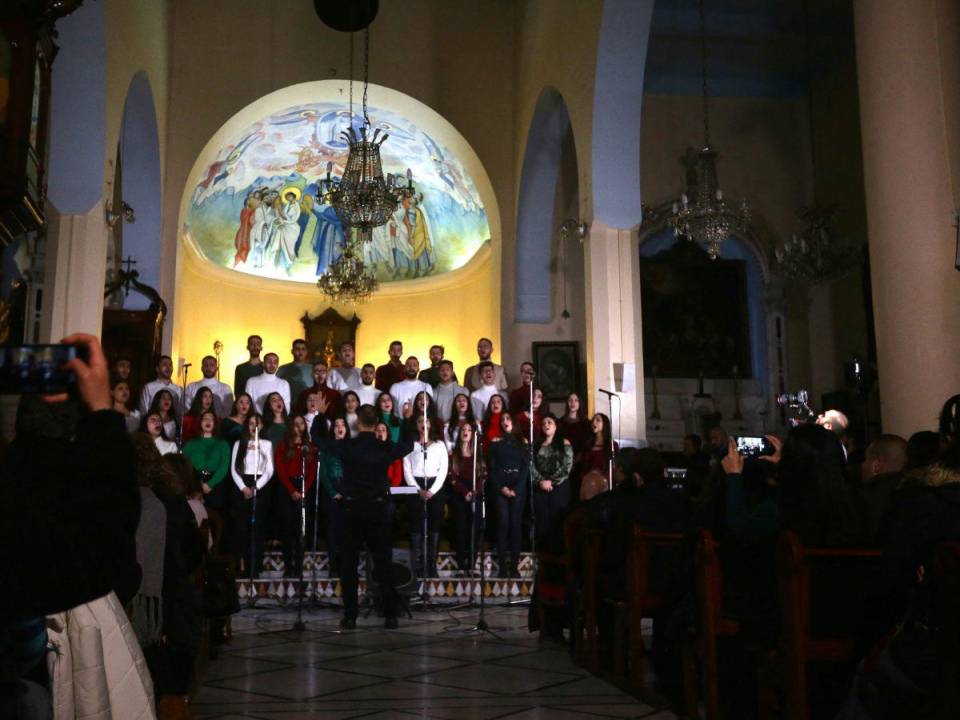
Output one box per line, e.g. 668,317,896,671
43,334,111,412
736,436,775,458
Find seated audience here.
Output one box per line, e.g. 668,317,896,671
857,433,908,543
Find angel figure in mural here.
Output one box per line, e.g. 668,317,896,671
271,187,303,273
294,193,345,276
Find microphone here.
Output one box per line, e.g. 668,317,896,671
598,388,618,396
183,363,193,368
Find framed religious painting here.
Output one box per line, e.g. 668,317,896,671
532,341,580,402
301,308,360,368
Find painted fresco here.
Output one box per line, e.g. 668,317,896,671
184,102,490,283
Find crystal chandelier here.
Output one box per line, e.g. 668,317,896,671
775,206,863,284
316,240,379,303
317,27,414,239
670,0,748,260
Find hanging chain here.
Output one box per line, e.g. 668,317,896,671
699,0,710,148
348,32,354,122
362,26,370,126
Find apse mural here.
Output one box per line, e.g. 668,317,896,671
184,100,490,283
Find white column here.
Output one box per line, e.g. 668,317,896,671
39,201,108,341
584,220,646,445
855,0,960,436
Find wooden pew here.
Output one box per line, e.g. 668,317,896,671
624,528,684,688
932,542,960,720
687,528,740,720
776,531,882,720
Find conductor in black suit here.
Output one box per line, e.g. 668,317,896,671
311,402,414,629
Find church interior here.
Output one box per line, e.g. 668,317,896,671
2,0,959,719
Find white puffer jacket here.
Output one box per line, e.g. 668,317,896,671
46,591,156,720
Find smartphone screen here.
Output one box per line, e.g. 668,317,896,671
0,344,78,395
736,436,774,458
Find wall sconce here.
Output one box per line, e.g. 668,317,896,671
106,201,136,228
558,219,588,319
560,219,588,242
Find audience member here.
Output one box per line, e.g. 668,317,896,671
857,434,908,543
683,433,703,457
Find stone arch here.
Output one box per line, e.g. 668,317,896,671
591,0,655,230
638,218,773,394
515,87,576,323
117,71,162,310
46,1,106,214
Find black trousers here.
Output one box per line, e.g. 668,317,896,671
323,492,344,575
494,484,528,565
231,478,273,574
533,480,570,546
275,484,317,576
449,492,483,569
340,497,396,620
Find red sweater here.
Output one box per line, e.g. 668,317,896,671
274,441,318,496
375,362,406,393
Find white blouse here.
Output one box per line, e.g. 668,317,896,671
154,437,179,456
402,441,449,496
230,438,274,491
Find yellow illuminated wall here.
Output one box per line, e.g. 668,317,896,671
172,243,499,385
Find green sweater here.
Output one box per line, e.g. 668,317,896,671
319,452,345,499
182,436,231,488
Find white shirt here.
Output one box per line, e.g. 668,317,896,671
464,363,509,393
230,438,274,491
304,410,319,435
470,384,507,422
185,377,234,417
327,366,362,393
433,381,466,423
389,379,434,418
355,383,380,407
245,373,291,415
122,410,141,434
403,441,449,496
154,437,179,456
139,379,183,416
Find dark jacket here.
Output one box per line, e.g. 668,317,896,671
487,438,530,493
311,418,413,501
1,406,140,621
856,470,903,545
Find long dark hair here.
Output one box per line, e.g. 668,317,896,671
282,415,314,462
234,413,265,476
451,421,485,476
411,390,437,421
187,386,215,418
197,409,219,437
446,392,476,443
147,389,179,433
482,393,506,428
342,390,361,414
229,392,254,420
139,411,172,441
535,411,563,451
591,413,612,454
263,391,288,428
565,392,585,419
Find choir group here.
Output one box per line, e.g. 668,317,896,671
109,335,615,579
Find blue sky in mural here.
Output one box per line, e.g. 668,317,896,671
185,102,490,283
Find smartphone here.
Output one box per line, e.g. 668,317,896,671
736,435,774,458
0,344,80,395
665,467,688,491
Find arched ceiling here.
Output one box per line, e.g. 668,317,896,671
182,81,492,285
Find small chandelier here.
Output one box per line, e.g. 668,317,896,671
317,240,379,303
318,27,414,240
670,0,748,260
775,206,863,284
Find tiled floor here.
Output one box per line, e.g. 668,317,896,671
192,604,678,719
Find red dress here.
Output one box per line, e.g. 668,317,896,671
181,414,201,444
514,410,544,444
482,412,504,454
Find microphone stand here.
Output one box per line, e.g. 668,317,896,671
509,379,535,607
177,364,191,450
293,447,307,631
248,424,260,607
599,388,620,492
311,453,321,606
